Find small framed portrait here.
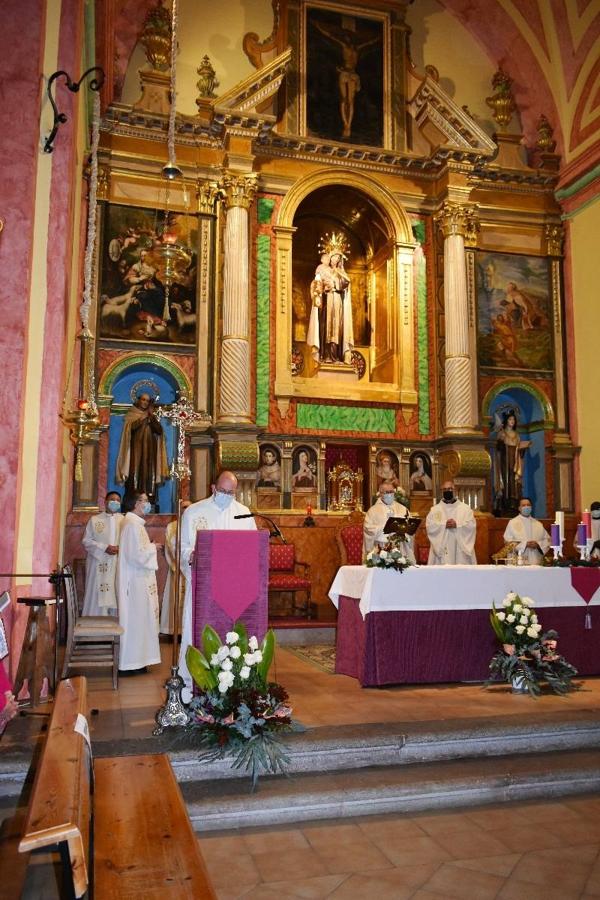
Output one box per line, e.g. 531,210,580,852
375,449,400,488
291,446,318,491
256,444,282,489
409,452,433,494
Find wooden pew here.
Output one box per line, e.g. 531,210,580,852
19,677,216,899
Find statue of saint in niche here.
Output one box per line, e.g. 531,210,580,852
116,391,169,505
307,233,354,365
493,409,530,516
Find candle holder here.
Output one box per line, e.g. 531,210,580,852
578,544,589,562
551,545,562,561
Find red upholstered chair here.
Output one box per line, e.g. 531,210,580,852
337,523,364,566
416,545,429,565
268,543,313,619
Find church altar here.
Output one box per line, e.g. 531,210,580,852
330,566,600,687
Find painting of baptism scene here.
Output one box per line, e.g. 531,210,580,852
3,0,600,897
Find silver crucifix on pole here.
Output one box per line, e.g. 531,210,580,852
154,392,210,734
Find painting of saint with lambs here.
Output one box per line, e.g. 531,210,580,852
98,203,198,346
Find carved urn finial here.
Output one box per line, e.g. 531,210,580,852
196,55,219,103
486,67,516,128
535,114,557,153
139,0,172,71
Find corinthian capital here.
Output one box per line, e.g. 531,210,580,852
435,201,479,244
220,173,258,210
196,180,221,215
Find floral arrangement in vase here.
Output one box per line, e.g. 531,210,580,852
366,536,414,572
487,592,578,696
186,622,292,788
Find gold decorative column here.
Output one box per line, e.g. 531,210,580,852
435,201,480,434
217,173,258,424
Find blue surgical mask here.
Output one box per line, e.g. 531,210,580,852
107,500,120,513
521,506,532,517
214,490,234,511
381,493,394,506
141,501,152,515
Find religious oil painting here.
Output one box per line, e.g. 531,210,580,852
375,449,399,489
98,203,198,346
256,444,282,490
476,252,553,372
305,6,384,147
291,446,318,491
409,451,433,495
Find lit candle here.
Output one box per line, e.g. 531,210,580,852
583,509,592,533
550,523,560,547
306,505,312,517
577,522,587,546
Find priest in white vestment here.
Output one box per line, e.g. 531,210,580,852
363,481,415,562
160,500,191,635
179,471,257,701
82,491,123,616
504,497,550,565
426,480,477,565
117,492,162,672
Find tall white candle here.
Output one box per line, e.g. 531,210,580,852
555,510,565,543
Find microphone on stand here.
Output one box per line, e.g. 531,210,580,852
234,512,287,544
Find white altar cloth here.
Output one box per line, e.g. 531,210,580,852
329,565,600,619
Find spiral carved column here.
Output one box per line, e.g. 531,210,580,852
217,173,258,424
435,202,479,434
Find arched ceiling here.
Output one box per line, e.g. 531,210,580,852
103,0,599,179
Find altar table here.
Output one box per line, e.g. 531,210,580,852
329,566,600,687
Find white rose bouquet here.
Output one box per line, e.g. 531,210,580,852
186,622,292,787
487,592,578,696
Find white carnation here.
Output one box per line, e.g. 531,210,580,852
218,682,229,694
248,636,259,651
526,626,539,639
379,550,388,559
244,652,255,666
252,650,263,664
506,614,516,623
496,611,506,621
513,604,522,613
220,658,233,671
532,623,542,633
506,591,517,602
210,653,219,666
521,596,534,607
240,665,250,680
515,625,526,634
502,597,512,607
229,645,241,659
519,615,529,625
217,645,230,661
225,631,239,644
530,614,538,624
398,556,407,565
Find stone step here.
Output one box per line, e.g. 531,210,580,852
183,748,600,832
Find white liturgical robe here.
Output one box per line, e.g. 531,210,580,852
82,511,123,616
504,514,550,565
159,519,181,635
426,499,477,565
363,499,415,562
178,495,257,700
117,512,160,670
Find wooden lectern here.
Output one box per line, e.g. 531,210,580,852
191,530,269,646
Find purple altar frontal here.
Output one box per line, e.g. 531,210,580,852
330,566,600,687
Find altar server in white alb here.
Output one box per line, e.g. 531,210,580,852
363,481,415,562
81,491,123,616
117,492,162,672
426,480,477,565
504,497,550,565
572,500,600,559
178,471,256,701
160,500,191,635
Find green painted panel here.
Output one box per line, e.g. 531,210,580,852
416,244,430,434
257,198,276,224
297,404,395,433
256,234,271,426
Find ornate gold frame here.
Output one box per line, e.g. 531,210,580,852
274,167,416,409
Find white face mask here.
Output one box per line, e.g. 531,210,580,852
592,510,600,520
214,490,234,511
381,493,395,506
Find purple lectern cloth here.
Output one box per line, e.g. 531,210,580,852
335,596,600,687
192,530,269,646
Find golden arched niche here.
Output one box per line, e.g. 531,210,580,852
274,169,417,409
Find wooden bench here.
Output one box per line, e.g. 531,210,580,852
19,677,216,899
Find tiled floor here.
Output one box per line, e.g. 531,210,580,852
6,639,600,899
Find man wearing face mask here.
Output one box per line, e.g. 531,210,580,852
426,480,477,565
363,481,415,562
504,497,550,565
117,492,162,673
178,471,256,701
81,491,124,617
573,501,600,559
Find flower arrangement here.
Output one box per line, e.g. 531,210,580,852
185,623,292,788
366,537,414,572
394,488,410,507
487,592,578,696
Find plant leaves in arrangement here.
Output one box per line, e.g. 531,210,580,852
201,624,222,663
257,629,275,684
186,645,217,690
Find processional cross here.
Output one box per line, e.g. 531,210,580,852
154,393,210,733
